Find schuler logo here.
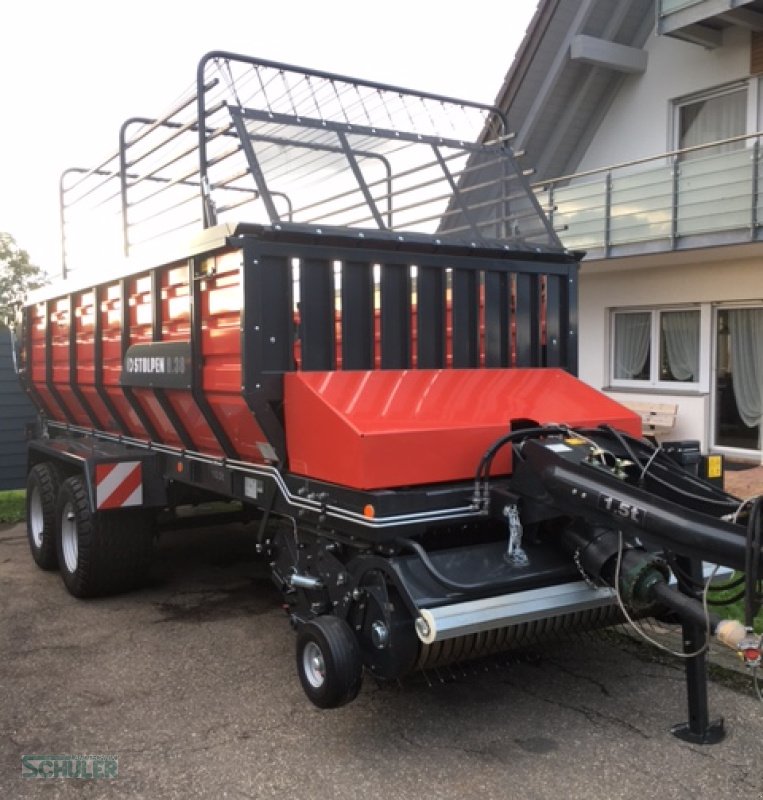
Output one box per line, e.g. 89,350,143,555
21,754,118,779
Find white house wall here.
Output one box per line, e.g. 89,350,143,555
560,19,763,460
576,26,754,172
578,253,763,450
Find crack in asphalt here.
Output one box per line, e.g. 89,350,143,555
501,674,652,740
545,660,613,696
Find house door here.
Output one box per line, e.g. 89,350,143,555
714,307,762,455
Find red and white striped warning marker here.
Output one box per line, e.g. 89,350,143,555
95,461,143,510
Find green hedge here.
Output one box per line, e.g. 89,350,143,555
0,490,25,523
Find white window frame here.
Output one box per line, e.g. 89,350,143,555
711,302,763,456
670,81,750,154
609,305,710,392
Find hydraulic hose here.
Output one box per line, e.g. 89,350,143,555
596,425,738,510
396,538,508,594
474,425,567,505
522,439,762,573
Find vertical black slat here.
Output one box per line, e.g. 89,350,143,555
341,261,374,369
92,284,130,434
44,299,75,423
514,272,541,368
545,274,562,368
416,266,445,369
380,262,411,369
151,268,162,341
120,277,161,441
299,257,336,371
484,271,510,367
68,293,100,427
451,269,479,368
189,258,238,458
150,268,196,450
240,245,291,464
255,253,294,374
566,262,579,376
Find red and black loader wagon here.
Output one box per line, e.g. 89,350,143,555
20,52,762,738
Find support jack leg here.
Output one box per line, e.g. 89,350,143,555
671,557,725,745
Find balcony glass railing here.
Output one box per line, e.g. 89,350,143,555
533,134,762,256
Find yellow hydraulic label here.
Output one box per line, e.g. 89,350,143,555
706,455,723,479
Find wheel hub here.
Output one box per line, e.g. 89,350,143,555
302,641,326,688
60,503,78,573
29,486,44,548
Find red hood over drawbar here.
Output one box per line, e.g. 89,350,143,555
284,368,641,490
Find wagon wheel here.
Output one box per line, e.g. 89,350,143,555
26,462,62,571
295,616,362,708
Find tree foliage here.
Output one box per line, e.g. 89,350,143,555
0,232,47,326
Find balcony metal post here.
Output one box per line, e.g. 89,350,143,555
751,138,760,241
670,157,679,250
604,171,612,257
547,182,555,233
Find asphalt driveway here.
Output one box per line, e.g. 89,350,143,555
1,520,762,800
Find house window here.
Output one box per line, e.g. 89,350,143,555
611,308,704,388
714,307,763,452
675,84,747,156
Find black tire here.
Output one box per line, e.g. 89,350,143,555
55,475,154,598
296,616,363,709
26,462,62,571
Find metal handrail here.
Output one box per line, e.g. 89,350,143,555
532,131,761,189
532,131,763,256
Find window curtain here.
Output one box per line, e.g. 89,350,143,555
662,311,699,381
679,89,746,155
614,313,650,379
728,308,763,428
